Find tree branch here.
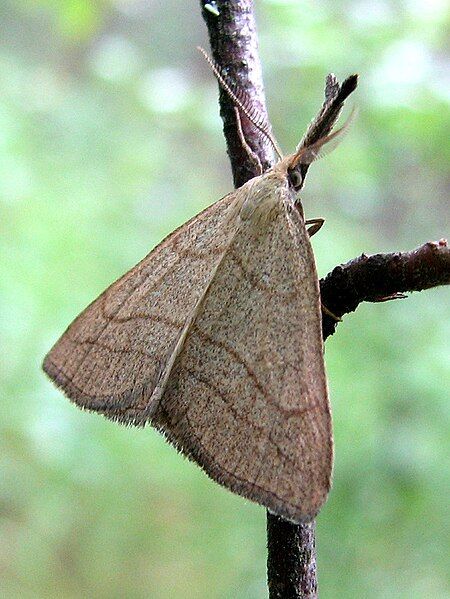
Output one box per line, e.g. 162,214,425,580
199,2,449,598
200,0,275,186
321,239,450,338
267,515,317,599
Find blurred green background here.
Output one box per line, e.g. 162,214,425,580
1,0,449,597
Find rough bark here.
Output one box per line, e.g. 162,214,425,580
267,516,317,599
200,0,274,186
321,239,450,338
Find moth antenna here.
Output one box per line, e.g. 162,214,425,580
299,73,358,151
234,107,263,175
289,107,356,169
197,46,283,160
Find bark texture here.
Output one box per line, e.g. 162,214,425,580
200,0,275,186
321,239,450,338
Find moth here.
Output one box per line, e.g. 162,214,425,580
43,60,357,523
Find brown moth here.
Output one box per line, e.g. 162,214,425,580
43,66,357,523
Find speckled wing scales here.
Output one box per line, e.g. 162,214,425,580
153,185,332,523
43,191,241,420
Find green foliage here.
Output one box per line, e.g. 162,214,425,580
0,0,448,597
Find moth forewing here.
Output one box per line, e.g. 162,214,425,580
151,174,331,523
43,189,244,422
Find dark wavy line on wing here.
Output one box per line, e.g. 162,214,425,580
191,325,317,419
184,368,297,468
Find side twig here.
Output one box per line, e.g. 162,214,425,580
321,239,450,338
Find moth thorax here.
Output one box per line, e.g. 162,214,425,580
239,175,286,227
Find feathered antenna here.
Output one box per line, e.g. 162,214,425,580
197,47,283,160
299,73,358,151
289,107,356,169
292,73,358,185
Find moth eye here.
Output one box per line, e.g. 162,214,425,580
288,169,303,191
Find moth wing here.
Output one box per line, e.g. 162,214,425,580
153,186,332,523
43,191,241,421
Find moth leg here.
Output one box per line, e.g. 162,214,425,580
234,107,263,175
321,303,342,322
370,292,407,302
305,218,325,237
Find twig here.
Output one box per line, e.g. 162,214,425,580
321,239,450,338
200,0,274,186
199,2,449,598
267,516,317,599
